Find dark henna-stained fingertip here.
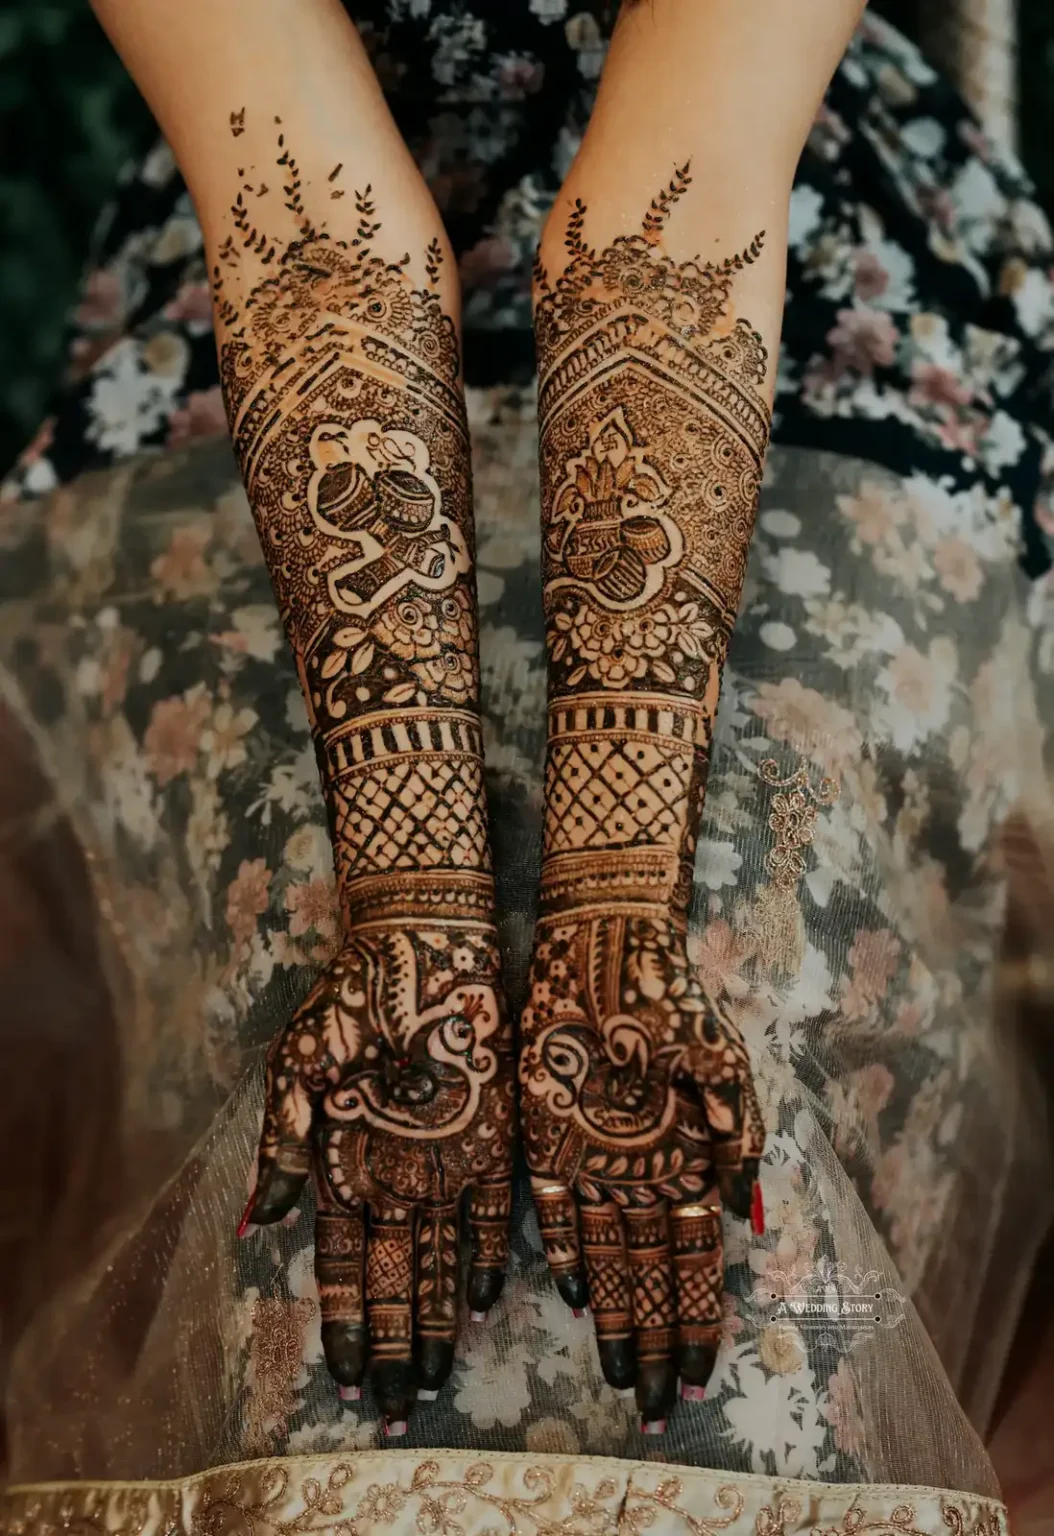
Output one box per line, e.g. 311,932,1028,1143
373,1359,417,1424
597,1337,637,1391
415,1336,455,1393
718,1157,759,1222
249,1166,307,1226
321,1322,367,1389
636,1359,677,1422
467,1267,504,1315
678,1340,718,1390
555,1271,590,1311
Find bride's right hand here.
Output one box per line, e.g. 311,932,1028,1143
241,922,515,1430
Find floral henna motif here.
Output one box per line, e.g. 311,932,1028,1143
523,167,769,1424
217,121,513,1421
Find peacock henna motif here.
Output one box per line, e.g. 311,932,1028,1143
522,166,768,1425
218,120,513,1425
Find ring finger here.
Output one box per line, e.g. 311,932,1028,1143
623,1203,677,1428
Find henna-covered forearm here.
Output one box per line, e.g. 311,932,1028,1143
215,139,491,930
520,166,771,1428
533,162,768,921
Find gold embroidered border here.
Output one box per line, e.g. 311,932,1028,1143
0,1448,1007,1536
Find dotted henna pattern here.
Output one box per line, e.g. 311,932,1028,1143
219,122,513,1421
521,165,768,1421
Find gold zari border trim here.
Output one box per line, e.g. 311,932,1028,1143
1,1447,1008,1536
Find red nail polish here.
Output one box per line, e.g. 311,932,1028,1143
751,1180,765,1236
385,1418,408,1437
681,1383,706,1402
571,1307,588,1319
237,1195,256,1238
641,1418,667,1435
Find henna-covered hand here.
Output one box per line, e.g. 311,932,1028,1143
214,122,514,1425
248,925,514,1420
527,166,769,1425
521,914,763,1423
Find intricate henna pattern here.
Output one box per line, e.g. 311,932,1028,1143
218,122,513,1423
523,167,767,1423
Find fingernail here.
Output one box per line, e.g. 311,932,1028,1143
339,1385,361,1403
751,1181,765,1237
571,1307,588,1319
418,1388,438,1402
681,1384,706,1402
385,1419,408,1437
237,1195,256,1239
282,1207,301,1229
641,1418,666,1435
469,1309,488,1323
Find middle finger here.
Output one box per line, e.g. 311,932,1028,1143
366,1200,416,1430
623,1203,677,1429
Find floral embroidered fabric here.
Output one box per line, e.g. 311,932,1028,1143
0,1449,1012,1536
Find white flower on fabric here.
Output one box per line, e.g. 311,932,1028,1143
102,715,160,850
722,1346,826,1476
140,140,176,187
86,339,181,456
760,509,801,539
149,197,204,266
697,839,743,891
874,636,958,752
1007,267,1054,345
20,457,58,496
978,409,1027,475
286,1245,324,1372
286,1417,375,1453
788,184,824,255
900,117,946,158
763,547,832,600
284,822,333,878
453,1328,534,1429
212,604,282,662
202,701,257,778
760,622,797,652
565,11,606,77
476,569,505,607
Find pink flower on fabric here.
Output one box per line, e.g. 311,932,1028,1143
826,307,899,374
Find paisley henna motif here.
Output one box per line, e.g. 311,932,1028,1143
217,123,513,1425
523,166,767,1425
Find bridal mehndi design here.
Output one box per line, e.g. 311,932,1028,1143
522,167,769,1426
216,119,514,1428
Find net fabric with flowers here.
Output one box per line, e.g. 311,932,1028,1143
0,385,1049,1519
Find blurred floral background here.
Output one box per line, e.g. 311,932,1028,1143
1,0,1052,475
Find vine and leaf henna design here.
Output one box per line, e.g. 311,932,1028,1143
524,165,769,1426
216,116,514,1426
